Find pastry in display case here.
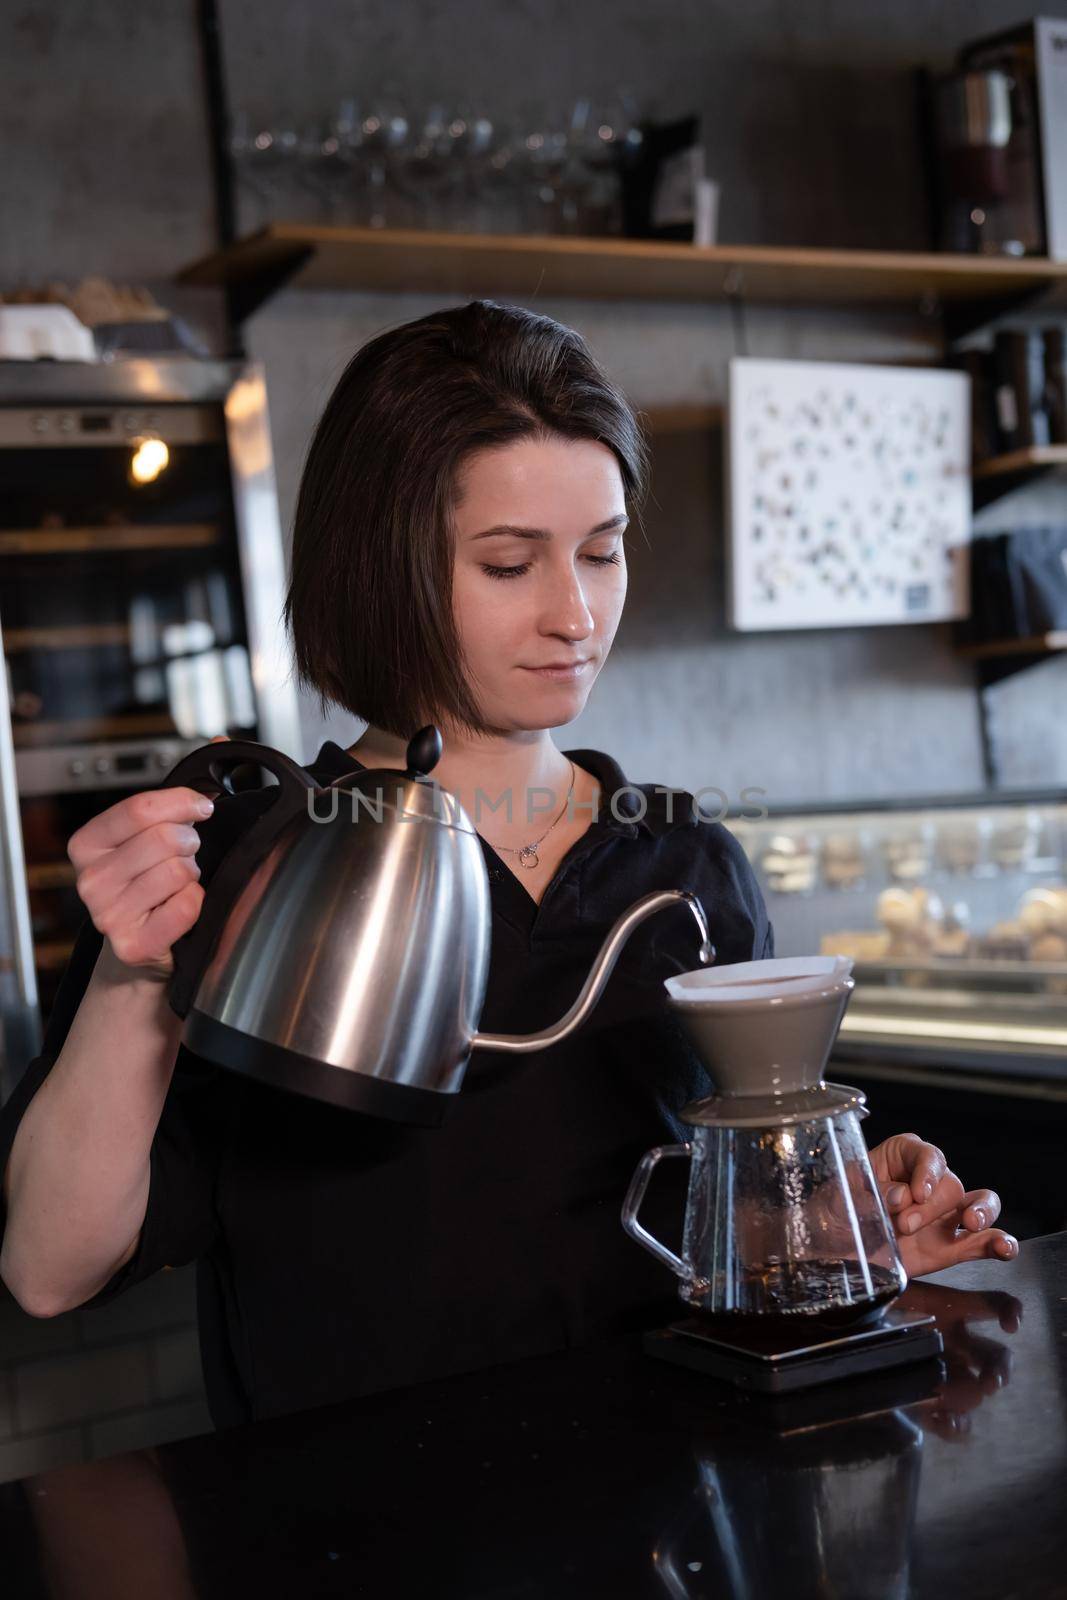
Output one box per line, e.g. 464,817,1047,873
727,792,1067,1079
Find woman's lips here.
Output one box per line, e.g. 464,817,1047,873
520,660,592,680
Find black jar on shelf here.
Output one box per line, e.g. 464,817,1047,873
992,328,1050,453
959,348,999,461
1044,328,1067,445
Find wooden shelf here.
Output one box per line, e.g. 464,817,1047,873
640,404,723,434
178,225,1067,327
972,444,1067,509
26,861,77,891
957,631,1067,661
33,940,75,971
4,624,133,654
0,525,219,556
974,445,1067,479
12,713,179,748
3,940,93,976
956,628,1067,689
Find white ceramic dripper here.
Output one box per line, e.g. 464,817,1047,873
663,955,859,1121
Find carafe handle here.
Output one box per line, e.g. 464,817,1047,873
161,740,316,1020
621,1143,692,1281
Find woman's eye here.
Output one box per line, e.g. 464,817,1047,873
481,563,530,580
480,552,622,582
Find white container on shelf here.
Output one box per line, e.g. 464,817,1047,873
0,305,96,362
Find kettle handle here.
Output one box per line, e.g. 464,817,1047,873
621,1143,692,1282
161,740,317,1020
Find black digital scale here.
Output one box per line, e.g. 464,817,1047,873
645,1306,944,1395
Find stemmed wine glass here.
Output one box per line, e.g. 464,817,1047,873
229,91,645,237
516,103,571,234
229,110,299,231
477,120,526,234
355,90,412,228
290,99,367,225
561,92,643,235
398,104,455,229
441,105,495,232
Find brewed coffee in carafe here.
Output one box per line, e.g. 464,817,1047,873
623,958,907,1332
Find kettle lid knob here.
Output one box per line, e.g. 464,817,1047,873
405,725,443,778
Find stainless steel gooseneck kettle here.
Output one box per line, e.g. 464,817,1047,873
162,726,714,1126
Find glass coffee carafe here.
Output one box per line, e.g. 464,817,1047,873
623,957,907,1334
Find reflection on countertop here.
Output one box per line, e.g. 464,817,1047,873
2,1235,1065,1599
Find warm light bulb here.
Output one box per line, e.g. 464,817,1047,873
129,437,169,484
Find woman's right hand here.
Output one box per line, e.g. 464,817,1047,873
68,786,217,980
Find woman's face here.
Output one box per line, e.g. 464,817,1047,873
451,433,629,732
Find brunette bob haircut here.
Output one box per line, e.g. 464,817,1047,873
283,299,649,740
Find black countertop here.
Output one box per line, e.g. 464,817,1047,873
5,1234,1067,1599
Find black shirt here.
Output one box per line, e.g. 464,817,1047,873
0,741,774,1430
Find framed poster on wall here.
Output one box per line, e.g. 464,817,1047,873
726,357,972,632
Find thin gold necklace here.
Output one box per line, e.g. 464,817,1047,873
489,759,576,871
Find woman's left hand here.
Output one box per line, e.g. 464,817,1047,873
868,1132,1019,1277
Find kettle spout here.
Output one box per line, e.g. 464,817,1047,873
470,890,714,1055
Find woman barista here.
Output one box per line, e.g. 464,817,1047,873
0,302,1018,1429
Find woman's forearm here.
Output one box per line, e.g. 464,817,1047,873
0,943,184,1316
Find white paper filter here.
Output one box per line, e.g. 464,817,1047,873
664,954,854,1005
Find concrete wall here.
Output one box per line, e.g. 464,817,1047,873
6,0,1067,800
4,0,1067,807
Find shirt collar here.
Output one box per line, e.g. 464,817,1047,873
562,747,693,839
313,739,365,781
312,741,691,840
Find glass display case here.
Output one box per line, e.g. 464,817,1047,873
726,790,1067,1081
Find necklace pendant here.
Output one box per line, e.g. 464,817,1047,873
518,845,540,869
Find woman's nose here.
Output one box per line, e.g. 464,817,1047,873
538,567,595,637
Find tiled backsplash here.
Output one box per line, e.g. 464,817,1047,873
0,1265,211,1484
